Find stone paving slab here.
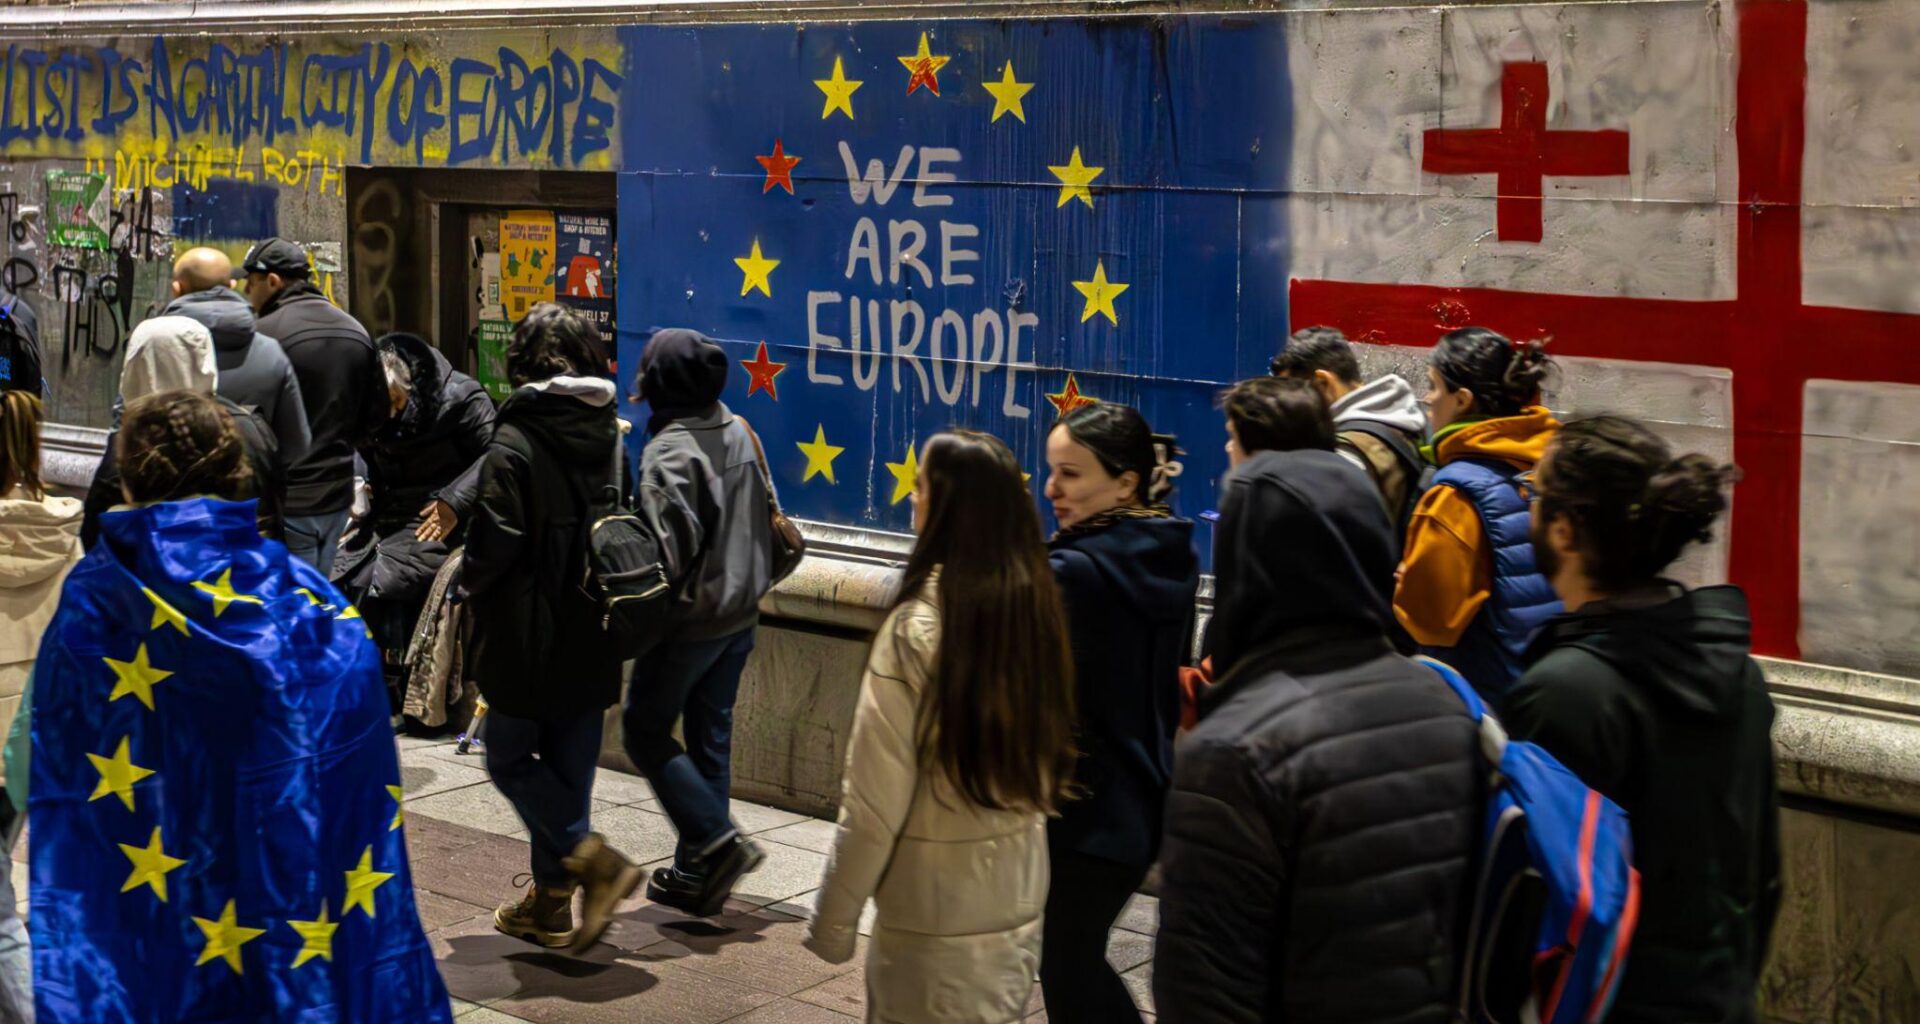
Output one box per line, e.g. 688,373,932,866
397,742,1160,1023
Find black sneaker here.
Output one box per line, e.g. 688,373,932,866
644,836,765,918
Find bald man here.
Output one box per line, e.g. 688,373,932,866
160,247,311,496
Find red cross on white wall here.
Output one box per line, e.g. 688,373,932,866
1291,0,1920,660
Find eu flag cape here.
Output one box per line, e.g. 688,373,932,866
28,498,452,1023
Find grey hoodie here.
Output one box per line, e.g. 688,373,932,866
1328,373,1426,473
162,288,311,466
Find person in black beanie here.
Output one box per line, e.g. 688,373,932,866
625,328,775,917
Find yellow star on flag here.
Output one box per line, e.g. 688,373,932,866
886,443,920,506
87,736,156,811
337,604,373,638
796,425,846,484
387,784,405,831
295,587,325,606
343,845,395,918
118,826,187,902
1073,260,1130,325
814,56,863,120
104,642,173,711
982,62,1034,123
1048,146,1104,209
193,899,266,975
142,587,189,635
191,568,262,617
735,239,779,298
287,905,339,968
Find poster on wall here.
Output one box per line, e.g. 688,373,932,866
45,170,109,249
476,319,513,400
556,212,615,350
499,210,556,320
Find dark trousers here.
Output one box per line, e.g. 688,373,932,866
284,509,350,575
1041,849,1149,1024
484,709,602,888
621,626,756,867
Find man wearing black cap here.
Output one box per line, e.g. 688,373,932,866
243,237,387,573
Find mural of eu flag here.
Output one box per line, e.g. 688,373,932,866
27,497,451,1023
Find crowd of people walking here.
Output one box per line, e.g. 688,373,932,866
0,238,1783,1024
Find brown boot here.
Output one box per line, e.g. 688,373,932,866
562,832,643,953
493,878,577,948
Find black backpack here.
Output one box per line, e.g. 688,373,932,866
0,296,42,395
573,433,677,660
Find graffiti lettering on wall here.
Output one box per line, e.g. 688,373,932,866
0,37,623,170
46,183,173,360
0,186,41,293
81,143,347,197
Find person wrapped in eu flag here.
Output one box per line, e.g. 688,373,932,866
26,391,452,1023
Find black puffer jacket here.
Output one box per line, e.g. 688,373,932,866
1154,449,1482,1024
332,334,494,605
462,377,622,720
256,281,386,516
1503,585,1781,1024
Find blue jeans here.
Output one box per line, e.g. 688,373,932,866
284,509,350,575
484,709,602,888
622,627,756,866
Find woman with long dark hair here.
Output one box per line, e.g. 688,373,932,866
1394,326,1561,701
805,430,1076,1023
1040,403,1198,1023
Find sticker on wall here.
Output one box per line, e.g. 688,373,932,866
480,252,502,319
476,319,514,401
45,170,109,250
499,210,557,320
556,212,615,349
308,241,342,274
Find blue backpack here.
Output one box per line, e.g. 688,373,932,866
1421,657,1641,1024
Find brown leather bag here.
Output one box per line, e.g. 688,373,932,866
736,415,806,583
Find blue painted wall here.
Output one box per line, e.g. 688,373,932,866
616,16,1292,552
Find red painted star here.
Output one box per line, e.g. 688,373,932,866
755,139,802,195
742,341,789,400
1045,372,1097,416
897,33,951,97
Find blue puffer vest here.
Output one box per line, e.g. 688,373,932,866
1418,457,1563,703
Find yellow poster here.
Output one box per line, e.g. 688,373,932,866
500,210,558,320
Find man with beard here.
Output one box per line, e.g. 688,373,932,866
1506,415,1781,1022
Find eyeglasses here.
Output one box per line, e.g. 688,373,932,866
1514,470,1539,503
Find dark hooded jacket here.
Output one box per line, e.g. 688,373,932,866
1503,584,1782,1024
1154,449,1482,1024
0,293,42,395
255,280,386,516
462,376,622,720
332,334,495,606
164,287,311,467
1047,516,1198,868
637,329,772,642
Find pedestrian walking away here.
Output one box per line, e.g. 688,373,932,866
805,430,1077,1024
1270,326,1429,550
1154,444,1482,1024
0,389,83,1023
464,303,638,953
27,391,447,1023
1503,414,1781,1022
80,316,285,548
1394,327,1562,702
625,327,778,917
1040,402,1198,1024
161,248,311,473
244,237,389,574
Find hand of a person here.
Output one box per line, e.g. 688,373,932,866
416,500,457,543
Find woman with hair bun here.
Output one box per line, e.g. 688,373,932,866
1393,326,1561,699
1039,402,1199,1023
1505,414,1779,1023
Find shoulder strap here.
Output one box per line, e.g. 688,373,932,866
732,414,785,515
1341,421,1423,477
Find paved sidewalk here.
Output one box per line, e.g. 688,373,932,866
397,735,1160,1023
